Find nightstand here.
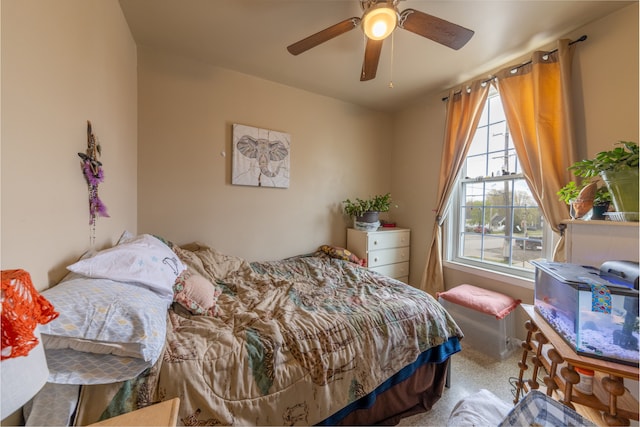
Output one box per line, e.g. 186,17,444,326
347,227,410,283
89,398,180,426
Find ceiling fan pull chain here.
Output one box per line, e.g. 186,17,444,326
361,33,367,80
389,31,394,88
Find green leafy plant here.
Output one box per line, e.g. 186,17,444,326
557,181,581,205
594,186,611,206
343,193,392,217
557,180,610,205
569,141,639,178
561,141,638,214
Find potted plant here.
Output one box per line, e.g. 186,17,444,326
557,181,597,219
567,141,639,217
557,181,581,205
592,186,612,220
343,193,392,230
557,180,612,220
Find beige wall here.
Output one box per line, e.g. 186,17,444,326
0,1,635,294
0,1,636,424
2,2,636,292
392,2,639,308
573,2,639,159
0,2,637,422
137,48,392,261
390,96,446,287
1,0,138,290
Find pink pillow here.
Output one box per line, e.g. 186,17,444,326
173,270,221,316
436,284,521,319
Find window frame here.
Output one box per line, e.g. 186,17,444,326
444,91,553,283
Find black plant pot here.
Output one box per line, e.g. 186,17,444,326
592,203,610,220
357,211,379,223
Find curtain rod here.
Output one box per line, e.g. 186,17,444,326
441,35,587,101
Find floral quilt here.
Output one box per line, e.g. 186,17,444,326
76,245,463,426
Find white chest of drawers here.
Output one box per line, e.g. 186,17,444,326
346,227,410,283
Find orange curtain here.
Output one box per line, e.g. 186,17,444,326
495,39,578,261
420,80,490,296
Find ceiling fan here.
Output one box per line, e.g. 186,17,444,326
286,0,474,81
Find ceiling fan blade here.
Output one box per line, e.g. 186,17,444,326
287,17,361,55
399,9,474,50
360,38,383,81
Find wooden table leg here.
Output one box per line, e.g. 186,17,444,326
560,364,579,410
514,320,536,403
544,348,563,397
601,375,629,426
529,330,547,391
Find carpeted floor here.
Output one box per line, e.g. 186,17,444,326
398,344,523,426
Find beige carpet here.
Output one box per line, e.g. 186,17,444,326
398,344,523,426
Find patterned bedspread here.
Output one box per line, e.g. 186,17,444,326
77,245,463,426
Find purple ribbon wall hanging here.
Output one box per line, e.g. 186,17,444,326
78,121,109,245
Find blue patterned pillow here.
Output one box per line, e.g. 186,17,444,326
39,276,168,363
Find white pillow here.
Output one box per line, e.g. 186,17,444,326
67,233,185,301
116,229,135,245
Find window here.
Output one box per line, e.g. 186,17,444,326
446,90,550,280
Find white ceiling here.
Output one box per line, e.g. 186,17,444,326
118,0,633,113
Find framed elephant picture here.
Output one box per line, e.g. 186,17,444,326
232,124,291,188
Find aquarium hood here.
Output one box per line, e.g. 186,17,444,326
599,260,639,290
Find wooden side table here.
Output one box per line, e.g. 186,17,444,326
89,398,180,426
515,305,638,426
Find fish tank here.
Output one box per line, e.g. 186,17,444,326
533,261,639,366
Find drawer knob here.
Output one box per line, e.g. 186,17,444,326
373,240,378,246
374,257,379,263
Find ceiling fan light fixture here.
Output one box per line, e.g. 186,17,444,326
362,4,398,40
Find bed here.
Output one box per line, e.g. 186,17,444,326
31,234,463,426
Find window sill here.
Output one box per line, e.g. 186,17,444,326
443,260,534,290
